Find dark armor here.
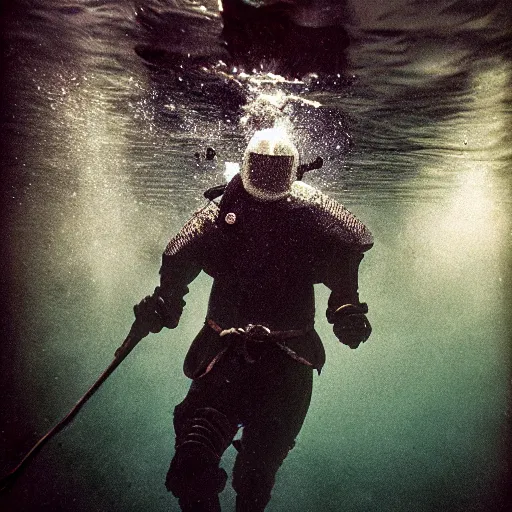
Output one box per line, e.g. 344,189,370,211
159,174,372,374
145,172,372,510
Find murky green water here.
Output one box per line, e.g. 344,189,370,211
1,1,510,511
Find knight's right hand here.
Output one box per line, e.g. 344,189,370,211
134,288,181,332
133,295,165,334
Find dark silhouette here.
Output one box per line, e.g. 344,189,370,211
126,128,373,511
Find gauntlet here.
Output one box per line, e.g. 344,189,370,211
134,287,181,334
330,303,372,349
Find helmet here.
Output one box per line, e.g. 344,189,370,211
241,128,299,201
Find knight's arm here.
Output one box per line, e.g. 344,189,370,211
316,195,373,348
324,250,368,323
134,203,219,333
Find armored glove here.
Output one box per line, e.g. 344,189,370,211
330,303,372,349
115,288,180,357
134,287,180,335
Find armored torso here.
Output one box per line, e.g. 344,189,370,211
160,173,372,376
205,174,372,331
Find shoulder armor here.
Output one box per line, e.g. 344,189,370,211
164,202,220,257
290,181,373,251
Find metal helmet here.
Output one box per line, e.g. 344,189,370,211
241,128,299,201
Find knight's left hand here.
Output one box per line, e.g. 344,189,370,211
333,314,372,349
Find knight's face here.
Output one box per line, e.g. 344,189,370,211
241,128,299,201
244,153,295,200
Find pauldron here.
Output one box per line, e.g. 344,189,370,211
289,181,374,251
164,202,220,257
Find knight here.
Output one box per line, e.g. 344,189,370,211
131,127,373,511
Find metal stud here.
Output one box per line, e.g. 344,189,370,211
225,212,237,225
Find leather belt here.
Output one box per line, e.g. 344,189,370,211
195,319,315,379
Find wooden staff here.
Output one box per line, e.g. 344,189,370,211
0,321,147,493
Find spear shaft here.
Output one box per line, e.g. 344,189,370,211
0,321,146,493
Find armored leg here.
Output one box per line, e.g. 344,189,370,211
232,356,314,511
233,437,295,512
232,392,311,509
177,496,222,512
166,405,238,512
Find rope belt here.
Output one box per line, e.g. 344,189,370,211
197,319,314,379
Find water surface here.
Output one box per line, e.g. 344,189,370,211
0,1,511,511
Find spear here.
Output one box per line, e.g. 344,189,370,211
0,320,147,493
